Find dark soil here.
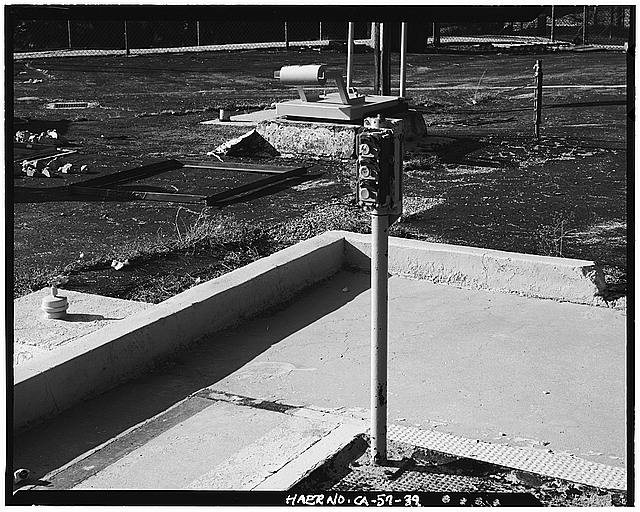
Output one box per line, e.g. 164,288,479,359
12,49,628,301
292,436,628,506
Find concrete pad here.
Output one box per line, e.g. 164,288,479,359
200,109,279,127
60,397,360,491
206,270,626,468
13,231,611,431
13,288,153,367
13,232,344,430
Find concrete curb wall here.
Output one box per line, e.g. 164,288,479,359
14,230,608,430
13,233,344,431
339,231,607,305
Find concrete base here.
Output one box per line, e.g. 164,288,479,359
13,289,153,367
13,231,611,431
250,109,429,159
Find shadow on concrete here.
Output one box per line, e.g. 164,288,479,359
13,270,372,480
62,314,122,322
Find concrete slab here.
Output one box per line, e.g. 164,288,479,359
200,109,279,127
13,288,153,367
38,394,363,491
203,270,626,468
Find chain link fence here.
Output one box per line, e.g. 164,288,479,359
12,8,631,60
429,6,631,49
13,19,372,58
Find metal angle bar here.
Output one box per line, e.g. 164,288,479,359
69,185,208,204
73,159,184,188
205,166,307,204
181,160,305,175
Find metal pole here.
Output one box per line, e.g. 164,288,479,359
124,20,130,56
319,21,322,41
400,22,407,97
347,22,355,89
196,21,201,46
582,6,588,45
534,60,543,139
381,23,391,96
371,211,389,465
373,22,381,95
67,20,72,49
432,21,440,47
550,6,556,42
285,21,289,50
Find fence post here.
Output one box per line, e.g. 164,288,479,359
319,21,322,41
433,21,440,46
550,6,556,42
284,21,289,50
582,6,588,45
67,20,72,49
124,20,130,56
533,60,543,139
196,21,200,46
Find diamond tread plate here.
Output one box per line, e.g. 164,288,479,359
387,424,626,491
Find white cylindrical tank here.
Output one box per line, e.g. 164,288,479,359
277,64,327,85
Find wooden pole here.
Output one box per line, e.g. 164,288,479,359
534,60,543,139
582,6,588,45
67,20,72,49
550,6,556,42
433,21,440,46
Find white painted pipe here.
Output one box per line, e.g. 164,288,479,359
371,212,389,465
400,22,408,98
347,22,355,89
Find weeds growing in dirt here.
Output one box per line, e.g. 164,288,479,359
535,212,577,257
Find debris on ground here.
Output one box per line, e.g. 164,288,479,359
111,259,130,271
15,129,67,145
210,129,278,157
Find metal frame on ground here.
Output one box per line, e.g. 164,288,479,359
69,159,309,205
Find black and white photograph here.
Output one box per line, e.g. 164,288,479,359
7,2,633,506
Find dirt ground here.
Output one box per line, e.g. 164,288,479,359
12,48,628,301
292,437,627,506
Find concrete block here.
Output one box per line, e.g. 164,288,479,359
256,118,360,159
13,288,153,367
13,232,345,431
340,231,607,305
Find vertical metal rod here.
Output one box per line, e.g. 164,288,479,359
550,6,556,42
582,6,588,45
124,21,130,56
433,21,441,46
371,212,389,465
347,22,355,89
534,60,543,139
373,22,381,95
196,21,201,46
67,20,72,49
380,23,391,96
284,21,289,50
319,21,322,41
400,22,408,97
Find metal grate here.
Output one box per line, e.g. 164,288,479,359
46,101,97,109
387,424,626,491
